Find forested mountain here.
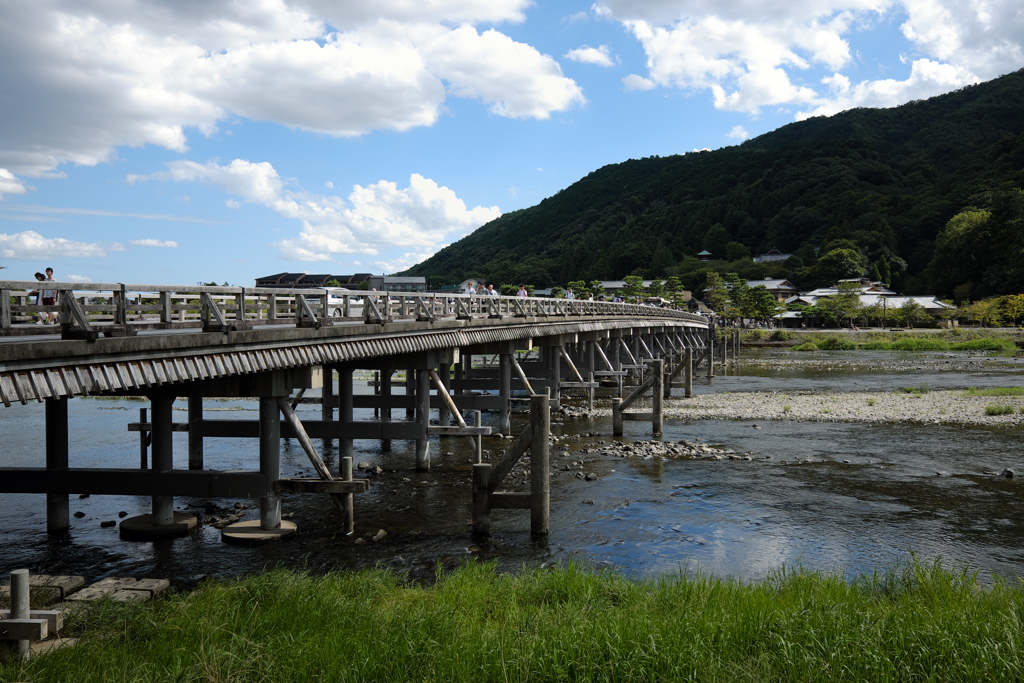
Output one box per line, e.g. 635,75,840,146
404,68,1024,300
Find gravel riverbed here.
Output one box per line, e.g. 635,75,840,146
658,389,1024,426
583,354,1024,427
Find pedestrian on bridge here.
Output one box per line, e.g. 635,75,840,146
43,267,57,324
29,272,46,324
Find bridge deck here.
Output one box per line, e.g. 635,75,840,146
0,281,707,405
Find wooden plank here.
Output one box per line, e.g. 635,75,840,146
274,478,369,494
622,412,655,421
489,492,532,509
427,426,492,436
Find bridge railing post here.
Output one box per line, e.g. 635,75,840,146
0,288,10,329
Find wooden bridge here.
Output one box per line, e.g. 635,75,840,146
0,280,725,543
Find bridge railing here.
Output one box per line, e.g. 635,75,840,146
0,281,706,336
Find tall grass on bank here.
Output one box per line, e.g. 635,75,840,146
5,560,1024,682
965,387,1024,396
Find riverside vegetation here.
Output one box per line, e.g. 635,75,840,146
3,560,1024,682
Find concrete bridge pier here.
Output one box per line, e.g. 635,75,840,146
120,393,198,541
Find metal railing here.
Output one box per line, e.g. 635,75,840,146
0,281,706,338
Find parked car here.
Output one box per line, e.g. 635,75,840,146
324,288,363,317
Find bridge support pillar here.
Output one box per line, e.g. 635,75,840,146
438,363,451,427
707,327,715,379
120,394,197,540
339,365,354,466
259,396,283,529
45,397,69,533
151,395,174,526
188,396,203,470
415,368,431,471
499,352,512,434
684,347,693,398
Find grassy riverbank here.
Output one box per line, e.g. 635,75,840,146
740,327,1022,352
3,561,1024,682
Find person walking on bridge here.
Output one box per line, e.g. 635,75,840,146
29,272,46,324
42,267,57,324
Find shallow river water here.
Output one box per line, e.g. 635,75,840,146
2,349,1024,586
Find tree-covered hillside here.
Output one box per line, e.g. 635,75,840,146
404,68,1024,300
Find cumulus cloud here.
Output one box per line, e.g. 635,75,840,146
0,1,582,184
622,74,657,91
130,239,179,248
727,125,749,140
134,159,501,262
0,231,123,259
565,45,615,67
596,0,1022,115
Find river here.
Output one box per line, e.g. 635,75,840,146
2,350,1023,587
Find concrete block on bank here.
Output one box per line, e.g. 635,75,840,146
62,576,169,603
0,575,85,607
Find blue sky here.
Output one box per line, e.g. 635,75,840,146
0,0,1021,287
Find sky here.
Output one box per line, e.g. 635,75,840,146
0,1,1021,287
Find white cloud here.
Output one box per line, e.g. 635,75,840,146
420,25,585,119
0,231,123,259
134,159,501,262
596,0,1022,115
622,74,656,91
129,239,179,248
797,58,975,117
372,248,448,274
727,125,749,140
0,170,28,199
0,1,582,185
565,45,615,67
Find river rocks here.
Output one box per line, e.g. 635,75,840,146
589,439,736,461
1002,468,1016,478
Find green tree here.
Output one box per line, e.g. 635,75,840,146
650,244,674,276
900,299,926,328
567,280,588,299
815,282,862,327
703,224,730,257
648,279,665,299
725,241,751,261
703,272,729,313
999,294,1024,325
621,275,645,303
811,249,867,286
589,280,605,299
748,286,780,322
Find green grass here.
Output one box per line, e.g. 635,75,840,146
897,383,929,396
784,331,1020,353
5,560,1024,682
791,341,818,351
964,387,1024,397
985,403,1017,416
